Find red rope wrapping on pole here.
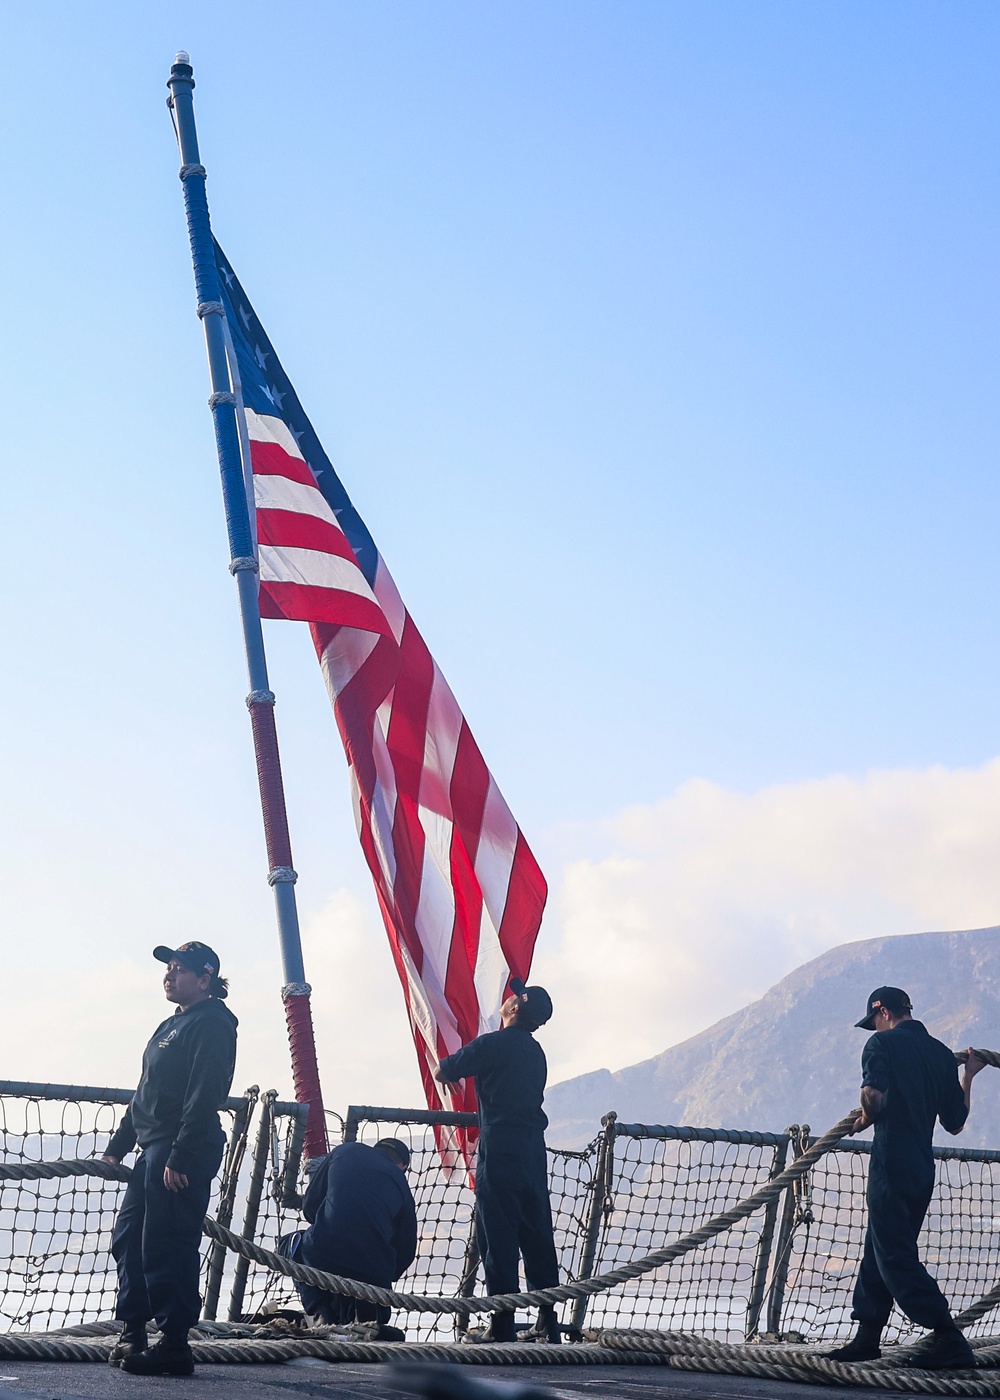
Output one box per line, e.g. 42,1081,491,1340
248,695,328,1157
248,699,294,869
284,988,329,1159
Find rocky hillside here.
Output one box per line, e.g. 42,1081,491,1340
545,927,1000,1148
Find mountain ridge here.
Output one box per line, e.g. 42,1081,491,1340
545,926,1000,1148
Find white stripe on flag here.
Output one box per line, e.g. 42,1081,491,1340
259,544,379,599
473,905,509,1036
253,473,342,526
368,724,400,888
401,896,463,1061
419,667,463,816
474,777,520,933
396,936,441,1059
246,409,307,461
317,628,381,696
373,560,407,645
414,807,459,1001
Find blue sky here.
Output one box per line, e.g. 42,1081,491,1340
4,3,1000,1110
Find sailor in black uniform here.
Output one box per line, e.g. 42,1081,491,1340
278,1137,417,1335
827,986,984,1369
436,979,561,1344
102,942,238,1376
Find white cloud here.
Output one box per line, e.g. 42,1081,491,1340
236,889,425,1113
534,758,1000,1084
9,760,1000,1120
2,891,423,1122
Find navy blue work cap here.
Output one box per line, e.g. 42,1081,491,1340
509,977,553,1030
856,985,912,1031
375,1138,411,1169
154,941,222,978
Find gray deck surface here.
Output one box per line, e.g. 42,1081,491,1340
0,1358,910,1400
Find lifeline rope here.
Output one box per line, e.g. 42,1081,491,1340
3,1049,999,1388
0,1111,859,1316
8,1099,1000,1392
957,1049,1000,1069
3,1322,1000,1391
0,1329,655,1367
597,1329,1000,1394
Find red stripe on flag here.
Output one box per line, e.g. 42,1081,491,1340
387,619,435,797
260,583,391,634
249,438,317,487
449,722,490,862
324,632,434,986
445,832,484,1043
497,830,547,975
311,623,398,773
256,508,357,561
442,721,492,1038
384,622,435,975
448,721,491,966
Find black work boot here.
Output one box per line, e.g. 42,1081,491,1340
463,1311,516,1343
108,1322,147,1367
824,1322,883,1362
121,1331,195,1376
530,1305,562,1344
487,1311,517,1343
908,1325,977,1371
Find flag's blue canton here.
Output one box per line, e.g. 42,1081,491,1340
214,240,380,588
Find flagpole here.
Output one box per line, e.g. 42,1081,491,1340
166,51,328,1159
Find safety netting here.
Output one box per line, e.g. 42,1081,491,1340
5,1081,1000,1350
580,1126,782,1339
233,1100,330,1323
0,1090,127,1329
222,1109,610,1342
0,1084,258,1331
779,1138,1000,1344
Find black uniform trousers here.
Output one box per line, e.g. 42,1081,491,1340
275,1232,390,1326
475,1131,559,1297
851,1166,952,1331
111,1133,224,1334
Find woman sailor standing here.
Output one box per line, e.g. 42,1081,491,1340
102,942,238,1376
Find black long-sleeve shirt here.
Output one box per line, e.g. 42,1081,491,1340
107,997,238,1172
298,1142,417,1286
861,1018,967,1191
439,1025,548,1145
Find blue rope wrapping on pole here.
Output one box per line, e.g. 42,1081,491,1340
179,162,219,313
176,155,254,563
210,404,255,561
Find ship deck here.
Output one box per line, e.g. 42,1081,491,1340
0,1357,913,1400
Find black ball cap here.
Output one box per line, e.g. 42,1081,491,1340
508,977,553,1029
856,985,912,1030
375,1138,411,1169
154,941,221,978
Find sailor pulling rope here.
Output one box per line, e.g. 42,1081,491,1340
821,987,985,1371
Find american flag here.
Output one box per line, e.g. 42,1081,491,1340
215,242,547,1161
